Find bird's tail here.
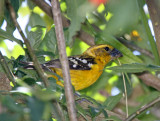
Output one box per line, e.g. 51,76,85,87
19,61,35,69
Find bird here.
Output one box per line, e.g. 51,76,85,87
24,44,123,90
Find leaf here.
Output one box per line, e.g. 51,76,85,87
25,12,45,35
88,106,101,118
66,0,94,44
107,63,160,73
33,87,57,101
0,29,23,46
0,113,21,121
34,50,55,58
1,96,22,113
104,0,139,36
27,97,45,121
4,0,20,34
39,27,58,55
27,26,45,49
103,93,122,110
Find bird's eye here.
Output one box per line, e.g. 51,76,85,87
105,47,110,51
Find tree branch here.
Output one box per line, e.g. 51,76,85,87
0,51,16,86
125,96,160,121
51,0,77,121
136,72,160,91
31,0,95,46
31,0,70,28
5,0,49,87
146,0,160,56
117,38,154,59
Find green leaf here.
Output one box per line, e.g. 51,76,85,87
0,113,21,121
76,103,88,120
25,12,45,34
33,88,57,101
4,0,19,34
104,0,139,36
103,93,122,110
0,29,23,46
88,106,100,118
34,50,55,58
27,26,45,49
1,96,23,113
39,27,58,55
27,97,45,121
66,0,94,44
107,63,160,73
48,77,57,91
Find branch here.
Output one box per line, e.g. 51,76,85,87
77,97,140,121
117,38,154,59
136,72,160,91
5,0,49,87
31,0,70,28
146,0,160,56
77,30,95,46
0,51,16,86
31,0,95,46
125,96,160,121
51,0,77,121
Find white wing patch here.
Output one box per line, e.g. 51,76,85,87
68,57,95,70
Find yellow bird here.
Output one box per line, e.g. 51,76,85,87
40,44,123,90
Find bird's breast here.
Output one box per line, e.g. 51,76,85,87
51,64,104,90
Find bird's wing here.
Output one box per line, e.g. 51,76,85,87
43,56,96,70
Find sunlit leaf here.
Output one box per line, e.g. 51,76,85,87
66,0,94,44
39,27,58,55
0,29,23,46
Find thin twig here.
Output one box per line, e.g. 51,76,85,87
125,96,160,121
51,0,77,121
117,37,154,59
0,51,16,86
5,0,49,87
118,59,128,118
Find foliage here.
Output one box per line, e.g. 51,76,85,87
0,0,160,121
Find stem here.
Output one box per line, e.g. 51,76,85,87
5,0,49,87
0,51,16,86
51,0,77,121
125,96,160,121
117,37,154,59
118,59,128,118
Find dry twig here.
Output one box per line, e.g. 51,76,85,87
125,96,160,121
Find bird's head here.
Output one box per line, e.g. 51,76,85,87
83,44,123,64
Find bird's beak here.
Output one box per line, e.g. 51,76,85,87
110,48,123,59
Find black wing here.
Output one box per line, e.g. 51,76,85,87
43,56,96,70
